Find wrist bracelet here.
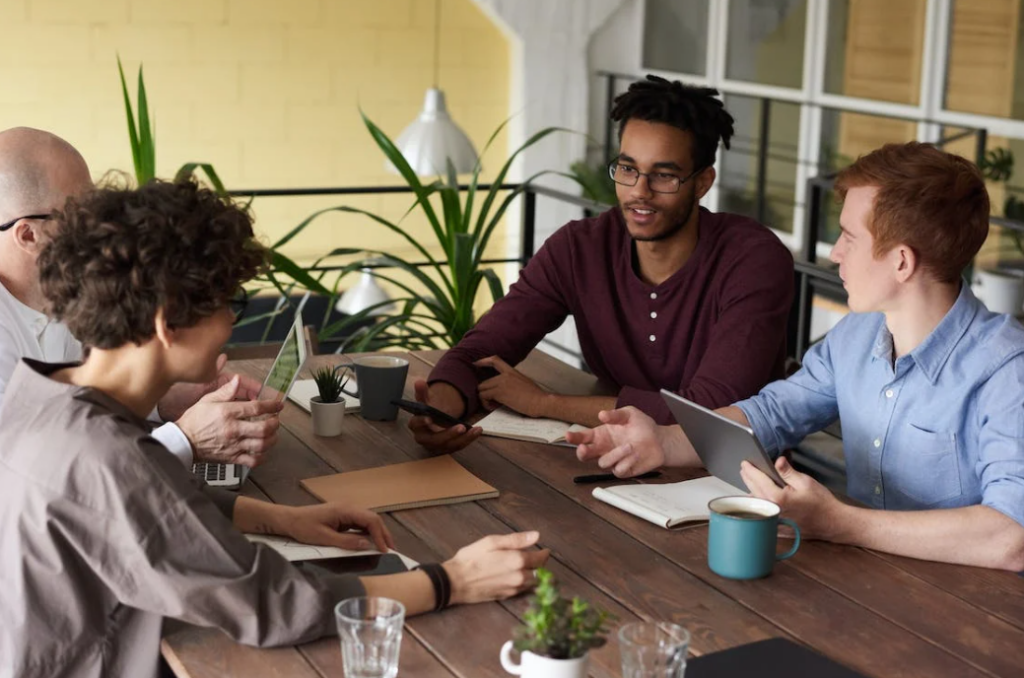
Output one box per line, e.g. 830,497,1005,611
414,563,451,611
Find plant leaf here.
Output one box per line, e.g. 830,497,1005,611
136,65,155,183
117,56,143,185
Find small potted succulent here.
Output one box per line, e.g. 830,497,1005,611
499,568,612,678
310,365,349,437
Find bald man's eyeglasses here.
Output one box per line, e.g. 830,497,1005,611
0,214,52,232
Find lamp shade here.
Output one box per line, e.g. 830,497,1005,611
335,269,396,316
389,88,478,176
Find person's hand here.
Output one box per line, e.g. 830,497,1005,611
276,503,395,552
739,457,846,541
474,356,550,417
443,531,550,605
158,353,263,421
175,376,284,467
407,379,482,454
567,406,666,477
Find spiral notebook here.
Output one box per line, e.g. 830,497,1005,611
300,455,498,512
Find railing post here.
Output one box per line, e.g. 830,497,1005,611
975,128,989,167
757,98,771,226
604,73,617,160
520,188,537,265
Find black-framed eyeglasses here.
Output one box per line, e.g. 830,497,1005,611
0,213,52,232
607,162,704,194
229,288,249,325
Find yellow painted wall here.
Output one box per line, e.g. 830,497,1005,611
0,0,512,294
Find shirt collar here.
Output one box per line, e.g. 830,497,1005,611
870,282,979,383
0,280,49,336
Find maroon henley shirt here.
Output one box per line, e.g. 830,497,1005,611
429,206,794,424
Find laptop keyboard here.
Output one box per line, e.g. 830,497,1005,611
192,463,227,481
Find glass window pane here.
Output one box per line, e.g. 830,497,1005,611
944,128,1024,269
823,0,926,105
945,0,1024,119
816,108,918,244
642,0,710,75
717,94,801,233
725,0,807,89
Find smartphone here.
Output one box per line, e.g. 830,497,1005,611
391,398,467,428
300,553,409,578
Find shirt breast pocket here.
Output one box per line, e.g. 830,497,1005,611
895,423,963,507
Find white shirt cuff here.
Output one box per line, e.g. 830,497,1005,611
152,423,194,467
148,405,164,424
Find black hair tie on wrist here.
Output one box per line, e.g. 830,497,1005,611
414,563,451,612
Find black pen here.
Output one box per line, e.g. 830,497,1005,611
572,471,662,484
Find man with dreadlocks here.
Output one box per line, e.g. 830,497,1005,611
408,75,794,454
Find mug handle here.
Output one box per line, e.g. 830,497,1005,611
776,518,801,561
499,641,522,675
334,358,359,398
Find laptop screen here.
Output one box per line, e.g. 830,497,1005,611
257,315,308,403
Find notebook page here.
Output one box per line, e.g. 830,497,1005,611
245,534,418,569
594,476,745,528
476,407,573,443
288,378,361,413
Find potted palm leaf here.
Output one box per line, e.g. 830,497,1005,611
499,568,611,678
309,365,350,437
275,112,568,352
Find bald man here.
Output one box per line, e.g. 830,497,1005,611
0,127,282,468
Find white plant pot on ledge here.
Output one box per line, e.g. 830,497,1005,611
972,268,1024,316
310,397,345,437
499,641,589,678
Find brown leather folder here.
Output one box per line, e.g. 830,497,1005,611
300,455,498,512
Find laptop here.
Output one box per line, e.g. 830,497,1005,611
660,389,785,491
687,638,867,677
192,311,312,490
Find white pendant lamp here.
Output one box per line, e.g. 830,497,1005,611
335,268,396,316
389,0,478,176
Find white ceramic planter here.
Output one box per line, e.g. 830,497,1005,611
972,268,1024,316
310,396,345,437
499,641,589,678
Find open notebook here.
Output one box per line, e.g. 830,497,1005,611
593,475,746,529
300,455,498,512
288,377,361,414
245,534,419,569
476,407,589,445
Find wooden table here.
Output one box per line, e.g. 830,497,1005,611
162,350,1024,678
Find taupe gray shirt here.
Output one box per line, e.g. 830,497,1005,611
0,360,364,678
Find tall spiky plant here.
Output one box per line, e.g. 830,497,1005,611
276,113,569,352
116,57,331,324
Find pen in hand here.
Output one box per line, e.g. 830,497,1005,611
573,471,662,484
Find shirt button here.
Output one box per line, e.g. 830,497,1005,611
873,438,881,448
650,292,658,300
885,389,894,398
650,311,658,319
649,335,656,342
874,485,881,495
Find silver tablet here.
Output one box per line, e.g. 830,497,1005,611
660,390,786,490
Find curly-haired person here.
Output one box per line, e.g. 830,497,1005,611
0,126,281,470
0,179,549,678
410,75,794,454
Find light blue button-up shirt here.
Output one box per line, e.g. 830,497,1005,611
736,284,1024,527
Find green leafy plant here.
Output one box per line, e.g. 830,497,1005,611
512,568,612,660
311,365,350,404
116,57,331,334
283,112,568,353
568,159,617,206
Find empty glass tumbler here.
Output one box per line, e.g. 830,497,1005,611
335,597,405,678
619,622,691,678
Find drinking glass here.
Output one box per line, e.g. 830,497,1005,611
619,622,690,678
335,597,405,678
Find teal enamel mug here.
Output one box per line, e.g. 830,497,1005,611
707,496,800,580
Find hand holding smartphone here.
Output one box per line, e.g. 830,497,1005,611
391,398,467,428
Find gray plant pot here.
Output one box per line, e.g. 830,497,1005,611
310,396,345,437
